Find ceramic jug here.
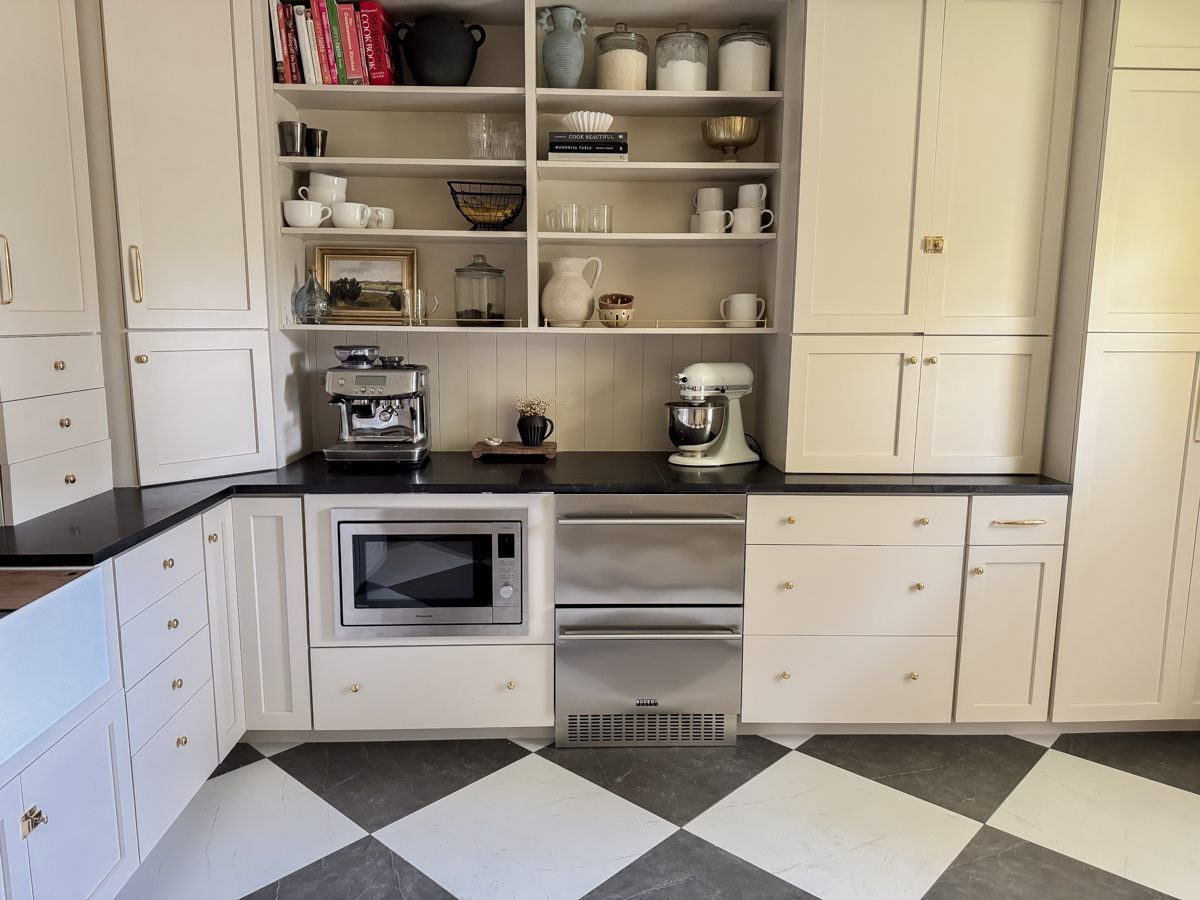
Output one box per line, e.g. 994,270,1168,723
541,256,602,326
539,6,587,88
397,14,486,86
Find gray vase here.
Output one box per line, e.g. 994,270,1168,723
539,6,587,89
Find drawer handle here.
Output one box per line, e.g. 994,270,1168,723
59,418,70,428
507,681,516,690
784,581,794,590
64,474,76,485
915,582,925,591
19,805,47,839
781,671,791,680
350,684,360,692
0,234,11,305
907,356,918,365
208,533,219,543
909,672,920,680
973,567,984,575
131,245,144,303
171,678,184,690
167,618,179,630
927,356,938,365
918,517,929,526
135,354,148,364
176,736,187,747
786,516,796,525
163,558,174,569
559,626,740,641
53,360,66,371
991,519,1047,526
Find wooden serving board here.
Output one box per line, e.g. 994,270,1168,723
472,441,557,459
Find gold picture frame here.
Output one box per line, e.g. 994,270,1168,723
314,246,417,325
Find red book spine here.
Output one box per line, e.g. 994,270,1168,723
283,7,303,84
359,4,396,85
276,3,292,83
338,4,365,85
312,4,333,83
314,0,339,83
354,10,369,83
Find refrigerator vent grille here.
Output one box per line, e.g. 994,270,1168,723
564,713,730,746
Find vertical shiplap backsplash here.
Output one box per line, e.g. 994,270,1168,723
307,331,761,453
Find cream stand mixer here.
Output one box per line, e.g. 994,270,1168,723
665,362,760,467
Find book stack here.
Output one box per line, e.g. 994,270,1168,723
269,0,399,86
548,132,629,162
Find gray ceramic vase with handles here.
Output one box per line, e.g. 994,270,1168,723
539,6,587,88
518,415,555,447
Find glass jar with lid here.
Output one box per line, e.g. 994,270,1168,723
654,23,709,91
718,24,771,92
454,254,506,326
595,23,648,90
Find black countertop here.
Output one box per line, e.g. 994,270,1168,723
0,452,1069,567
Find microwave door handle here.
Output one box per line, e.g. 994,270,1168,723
557,517,745,526
558,627,741,641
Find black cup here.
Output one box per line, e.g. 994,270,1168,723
279,121,306,156
305,128,328,157
517,416,554,447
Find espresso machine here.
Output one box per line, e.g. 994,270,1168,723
323,345,431,464
665,362,760,467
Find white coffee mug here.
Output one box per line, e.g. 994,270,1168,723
689,213,700,233
720,293,766,328
282,199,332,227
731,206,775,234
737,183,768,209
694,187,725,213
309,172,349,191
331,202,372,228
368,207,395,229
698,209,733,234
298,185,344,206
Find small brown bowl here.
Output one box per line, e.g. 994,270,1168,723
598,292,634,309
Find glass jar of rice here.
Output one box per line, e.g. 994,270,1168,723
595,23,648,90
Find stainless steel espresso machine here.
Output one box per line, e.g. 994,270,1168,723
323,345,431,464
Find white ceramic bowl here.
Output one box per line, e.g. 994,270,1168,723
309,172,349,191
561,110,614,133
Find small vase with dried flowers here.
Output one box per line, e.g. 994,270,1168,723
514,394,555,447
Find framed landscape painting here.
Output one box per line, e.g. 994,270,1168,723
314,247,417,324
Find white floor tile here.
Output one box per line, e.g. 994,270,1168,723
989,749,1200,900
248,740,302,757
375,752,678,900
510,736,554,753
1012,733,1059,749
686,752,980,900
764,734,813,750
115,759,366,900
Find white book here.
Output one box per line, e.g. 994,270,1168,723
548,153,630,162
268,0,284,79
305,13,323,85
294,5,316,84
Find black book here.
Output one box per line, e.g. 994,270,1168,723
549,131,629,142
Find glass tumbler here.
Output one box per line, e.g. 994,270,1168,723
546,203,587,233
588,204,613,233
467,113,492,159
505,121,525,158
490,132,513,160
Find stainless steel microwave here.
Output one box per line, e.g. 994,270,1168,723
332,508,526,637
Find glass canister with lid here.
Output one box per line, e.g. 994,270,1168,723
454,254,506,326
595,23,648,90
655,23,709,91
718,24,771,92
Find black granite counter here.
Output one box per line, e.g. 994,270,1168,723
0,452,1068,566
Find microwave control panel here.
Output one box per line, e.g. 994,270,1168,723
493,523,522,624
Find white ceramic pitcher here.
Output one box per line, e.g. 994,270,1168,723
541,256,602,326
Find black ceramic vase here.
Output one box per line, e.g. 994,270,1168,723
396,14,486,86
518,416,554,447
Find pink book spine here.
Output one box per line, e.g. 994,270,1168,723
314,0,339,83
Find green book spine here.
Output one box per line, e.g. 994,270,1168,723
325,1,348,84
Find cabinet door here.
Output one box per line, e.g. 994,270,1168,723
0,0,99,336
1089,70,1200,332
234,498,311,731
786,335,923,473
127,330,276,485
1053,333,1200,721
203,501,246,760
20,691,138,900
0,778,33,900
922,0,1079,336
101,0,266,329
956,544,1063,723
913,336,1051,474
792,0,942,333
1114,0,1200,69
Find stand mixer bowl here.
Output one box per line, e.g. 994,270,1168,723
666,401,725,448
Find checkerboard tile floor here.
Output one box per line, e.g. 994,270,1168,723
113,731,1200,900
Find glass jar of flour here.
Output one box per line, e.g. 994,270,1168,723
718,25,771,92
655,24,709,91
595,23,648,90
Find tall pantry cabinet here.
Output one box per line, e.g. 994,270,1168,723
782,0,1079,474
1050,0,1200,721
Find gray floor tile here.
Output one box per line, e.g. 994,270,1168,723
1052,731,1200,795
797,734,1047,822
923,824,1177,899
582,830,817,900
209,742,266,779
539,735,790,825
269,739,528,831
239,836,454,900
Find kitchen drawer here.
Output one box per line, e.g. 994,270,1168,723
0,388,109,464
131,681,217,858
120,571,208,687
747,495,968,546
0,440,113,525
968,495,1067,545
744,545,964,636
310,644,553,731
0,334,104,401
741,635,957,724
115,515,204,623
126,626,213,753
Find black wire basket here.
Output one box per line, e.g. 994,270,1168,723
447,182,526,231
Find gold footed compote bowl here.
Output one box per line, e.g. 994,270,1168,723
701,116,761,162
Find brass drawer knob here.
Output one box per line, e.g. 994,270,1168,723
915,582,925,591
171,678,184,690
781,671,791,680
974,567,984,575
176,736,187,747
786,516,796,525
907,356,918,365
350,684,360,692
167,618,179,630
909,672,920,680
918,517,929,526
927,356,938,365
59,417,70,428
64,474,76,485
53,360,66,371
208,533,219,542
135,354,148,364
507,681,516,690
784,581,794,590
163,558,174,569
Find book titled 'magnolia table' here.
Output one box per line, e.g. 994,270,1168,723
548,132,629,161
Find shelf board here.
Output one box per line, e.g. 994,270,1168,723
283,323,532,333
537,88,783,117
538,325,776,335
281,227,525,243
536,161,780,182
276,156,525,179
537,232,777,247
274,84,525,113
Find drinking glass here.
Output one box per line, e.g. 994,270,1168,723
467,113,492,159
490,132,513,160
546,203,587,233
588,204,613,233
505,121,525,159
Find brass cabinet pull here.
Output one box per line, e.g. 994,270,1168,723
64,474,76,485
163,558,174,569
907,356,918,364
918,517,929,526
176,736,187,747
507,681,516,690
171,678,184,690
923,235,945,253
208,533,219,542
19,805,47,839
991,519,1047,526
781,671,791,680
131,245,144,302
927,356,938,365
0,234,11,304
915,582,925,591
973,567,984,575
135,354,148,364
786,516,796,525
909,672,920,680
350,684,360,692
53,360,66,371
784,581,794,590
59,418,71,428
167,618,179,630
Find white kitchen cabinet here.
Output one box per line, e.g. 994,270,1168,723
0,441,114,526
126,330,277,485
101,0,266,329
747,494,969,546
1053,333,1200,721
0,0,99,336
956,544,1063,723
1114,0,1200,69
0,777,33,900
1088,70,1200,333
203,501,246,759
234,497,312,731
913,336,1052,474
967,494,1068,545
785,335,923,473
